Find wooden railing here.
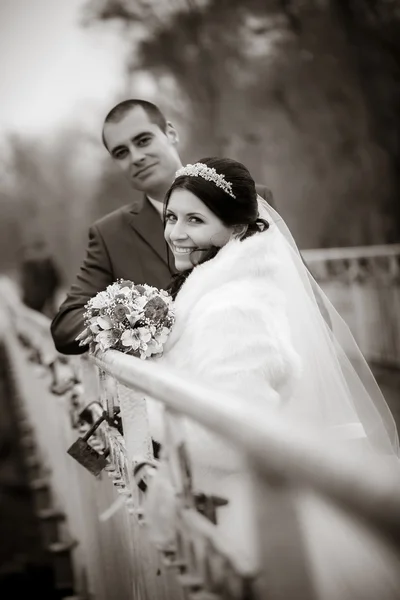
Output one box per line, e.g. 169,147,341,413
303,244,400,368
1,274,400,600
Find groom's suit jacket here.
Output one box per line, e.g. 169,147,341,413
51,184,273,355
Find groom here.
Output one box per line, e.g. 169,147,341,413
51,99,274,355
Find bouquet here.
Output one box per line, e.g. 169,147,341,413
77,280,175,359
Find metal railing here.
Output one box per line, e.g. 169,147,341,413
303,244,400,368
1,273,400,600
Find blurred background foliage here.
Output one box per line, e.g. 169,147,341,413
2,0,400,283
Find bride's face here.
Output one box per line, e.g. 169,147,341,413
164,188,235,272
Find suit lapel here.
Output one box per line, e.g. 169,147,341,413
126,195,173,268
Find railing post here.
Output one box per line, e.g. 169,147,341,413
252,469,317,600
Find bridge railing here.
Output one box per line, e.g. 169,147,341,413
1,272,400,600
303,243,400,368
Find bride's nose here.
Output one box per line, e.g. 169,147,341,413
169,221,189,242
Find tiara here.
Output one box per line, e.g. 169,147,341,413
175,163,236,198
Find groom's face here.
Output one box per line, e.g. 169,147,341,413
103,107,181,196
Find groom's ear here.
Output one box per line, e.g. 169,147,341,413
166,122,179,145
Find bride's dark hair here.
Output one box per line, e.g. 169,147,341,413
164,157,269,298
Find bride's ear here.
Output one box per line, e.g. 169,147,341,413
231,224,248,240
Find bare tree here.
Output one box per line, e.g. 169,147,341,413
83,0,400,246
2,129,99,282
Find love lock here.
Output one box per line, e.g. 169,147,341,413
67,413,110,476
194,493,229,525
78,402,123,436
107,407,123,436
78,401,103,426
133,459,158,493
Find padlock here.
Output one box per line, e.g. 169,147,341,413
78,402,123,436
133,459,158,493
67,413,110,476
193,492,228,525
78,401,103,427
107,407,123,436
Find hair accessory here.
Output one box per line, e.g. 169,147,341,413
175,163,236,198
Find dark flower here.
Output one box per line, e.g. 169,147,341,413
119,279,134,288
134,285,147,294
114,303,130,322
144,296,168,323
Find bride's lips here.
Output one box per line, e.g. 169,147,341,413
172,245,196,255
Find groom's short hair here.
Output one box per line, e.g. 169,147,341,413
102,99,168,148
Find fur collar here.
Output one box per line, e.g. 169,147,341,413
163,228,285,354
173,228,282,318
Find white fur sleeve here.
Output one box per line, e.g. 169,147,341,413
188,292,301,404
146,285,301,474
176,293,302,474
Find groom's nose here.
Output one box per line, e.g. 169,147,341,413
129,144,146,165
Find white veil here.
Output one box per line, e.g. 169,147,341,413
257,196,399,458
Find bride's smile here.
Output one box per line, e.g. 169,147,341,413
164,188,235,271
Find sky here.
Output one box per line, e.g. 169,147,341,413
0,0,129,135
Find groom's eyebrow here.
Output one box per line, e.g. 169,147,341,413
111,132,153,153
111,144,125,153
132,131,153,143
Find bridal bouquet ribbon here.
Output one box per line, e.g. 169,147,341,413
77,280,175,359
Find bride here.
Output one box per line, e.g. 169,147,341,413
144,157,399,573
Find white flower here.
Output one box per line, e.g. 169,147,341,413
106,282,122,297
127,311,143,326
148,324,157,335
156,328,171,344
96,329,117,351
89,323,101,334
121,330,140,350
147,339,162,355
134,296,148,310
89,291,110,309
139,341,160,359
137,327,151,343
119,286,132,296
96,316,113,330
